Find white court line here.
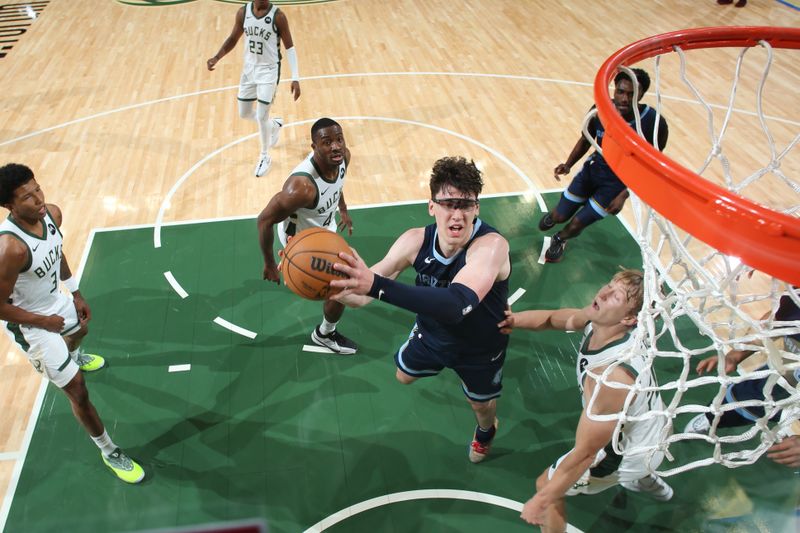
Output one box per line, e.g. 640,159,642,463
168,364,191,373
507,288,526,306
302,345,335,354
212,317,257,339
0,452,21,462
303,489,584,533
163,271,188,299
539,236,551,265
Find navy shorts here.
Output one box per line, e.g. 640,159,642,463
563,159,626,219
727,366,790,421
394,324,506,402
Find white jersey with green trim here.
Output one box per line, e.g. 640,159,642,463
0,211,63,315
577,323,667,457
242,2,280,71
280,152,347,237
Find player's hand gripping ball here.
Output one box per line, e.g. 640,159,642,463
281,227,351,300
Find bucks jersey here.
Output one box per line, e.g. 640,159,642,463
0,210,63,315
242,2,281,70
577,323,666,456
280,152,347,237
412,219,510,357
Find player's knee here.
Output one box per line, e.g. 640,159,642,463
468,398,493,415
64,374,90,407
395,368,416,385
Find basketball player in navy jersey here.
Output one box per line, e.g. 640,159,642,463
539,68,669,262
207,0,301,177
330,157,511,463
0,164,144,483
257,118,358,354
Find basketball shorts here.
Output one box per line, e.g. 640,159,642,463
277,217,337,248
238,64,279,104
549,443,663,495
3,292,81,388
394,324,506,402
561,159,626,222
726,366,791,422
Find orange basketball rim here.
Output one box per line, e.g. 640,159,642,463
594,26,800,286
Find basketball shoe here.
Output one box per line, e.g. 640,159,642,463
621,474,674,501
545,234,567,262
102,448,145,484
469,418,498,464
73,349,105,372
254,153,272,177
684,413,711,435
270,117,284,148
311,326,358,355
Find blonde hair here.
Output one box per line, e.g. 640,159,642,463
612,268,644,314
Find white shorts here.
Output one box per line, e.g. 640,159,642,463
549,446,663,496
237,64,279,104
277,218,337,248
3,292,80,388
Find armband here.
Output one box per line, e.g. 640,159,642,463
286,47,299,81
63,277,79,293
367,275,479,324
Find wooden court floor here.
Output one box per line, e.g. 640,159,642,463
1,0,799,531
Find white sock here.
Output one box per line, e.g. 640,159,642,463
256,103,272,154
69,347,82,361
319,318,337,335
91,429,118,456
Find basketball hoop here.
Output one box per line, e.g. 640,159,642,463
587,26,800,476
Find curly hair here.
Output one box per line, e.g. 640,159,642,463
0,163,35,206
614,67,651,96
429,156,483,199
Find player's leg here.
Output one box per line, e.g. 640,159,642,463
252,72,281,177
618,452,673,501
538,164,590,231
59,294,105,371
10,322,144,483
237,70,258,121
310,299,358,354
455,350,504,463
393,325,444,384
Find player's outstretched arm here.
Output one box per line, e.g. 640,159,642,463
275,10,301,101
500,307,588,333
554,135,592,181
257,175,316,283
767,435,800,468
207,6,245,71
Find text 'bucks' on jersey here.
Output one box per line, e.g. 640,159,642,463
243,2,281,70
280,153,347,238
0,210,63,315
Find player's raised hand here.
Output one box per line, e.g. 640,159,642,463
330,248,373,296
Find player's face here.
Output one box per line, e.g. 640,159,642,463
428,185,480,248
254,0,270,10
7,179,46,222
586,279,638,327
312,126,346,169
613,79,637,119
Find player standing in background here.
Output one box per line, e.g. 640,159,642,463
207,0,301,177
0,163,144,484
257,118,358,354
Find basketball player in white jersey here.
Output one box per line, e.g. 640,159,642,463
207,0,301,177
257,118,358,354
498,270,673,531
0,164,144,483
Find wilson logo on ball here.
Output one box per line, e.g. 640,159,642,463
310,256,348,278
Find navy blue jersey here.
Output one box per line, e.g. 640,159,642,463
412,218,509,357
776,292,800,343
587,104,668,169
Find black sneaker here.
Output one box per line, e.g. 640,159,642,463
538,213,556,231
311,326,358,355
545,235,567,262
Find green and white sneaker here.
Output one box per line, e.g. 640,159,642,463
102,448,144,484
74,351,106,372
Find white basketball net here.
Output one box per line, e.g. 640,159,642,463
582,39,800,476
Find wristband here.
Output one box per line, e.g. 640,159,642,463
63,277,79,293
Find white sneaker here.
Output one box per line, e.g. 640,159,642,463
311,326,358,355
684,413,711,435
621,474,673,502
270,117,283,148
254,154,271,177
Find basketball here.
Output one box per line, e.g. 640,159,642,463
281,227,351,300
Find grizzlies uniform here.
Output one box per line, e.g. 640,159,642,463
238,2,281,105
561,104,668,222
394,218,510,402
277,152,347,246
0,210,80,388
549,323,668,493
